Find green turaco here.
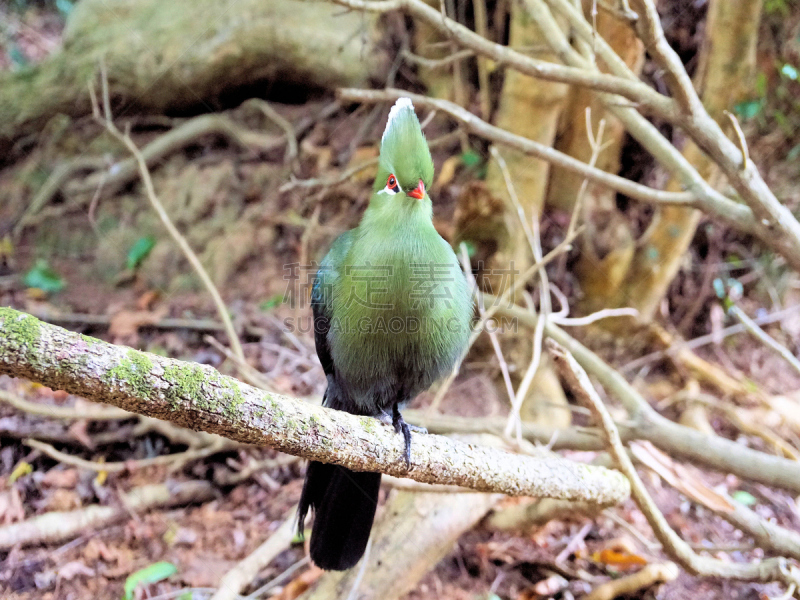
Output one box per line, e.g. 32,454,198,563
296,97,474,570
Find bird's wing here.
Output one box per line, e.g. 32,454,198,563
311,230,353,378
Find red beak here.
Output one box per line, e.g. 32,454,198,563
408,180,425,200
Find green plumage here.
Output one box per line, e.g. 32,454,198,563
298,98,474,571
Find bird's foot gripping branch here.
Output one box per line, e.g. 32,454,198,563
0,306,630,501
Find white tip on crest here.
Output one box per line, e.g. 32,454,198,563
382,97,415,143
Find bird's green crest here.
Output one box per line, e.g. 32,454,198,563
375,98,434,193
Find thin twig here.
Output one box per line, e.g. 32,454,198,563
401,48,474,69
214,453,300,486
551,307,639,327
204,335,278,392
89,66,246,364
0,389,130,421
242,98,299,162
459,245,516,408
724,110,749,171
728,305,800,377
244,556,310,599
567,108,607,239
489,146,550,441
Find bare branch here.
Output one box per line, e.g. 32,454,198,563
0,480,214,550
23,437,236,474
0,307,630,506
333,0,672,115
338,88,695,207
492,300,800,494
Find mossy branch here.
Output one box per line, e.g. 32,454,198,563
0,307,629,506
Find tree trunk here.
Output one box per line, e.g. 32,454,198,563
610,0,764,320
474,2,572,428
548,3,645,314
0,0,386,153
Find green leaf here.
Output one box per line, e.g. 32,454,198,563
725,254,743,268
123,561,177,600
733,99,764,120
9,461,33,484
731,490,757,507
23,260,65,293
780,63,798,81
259,294,284,311
460,149,482,168
126,236,156,271
787,143,800,162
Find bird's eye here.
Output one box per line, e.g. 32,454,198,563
384,174,401,195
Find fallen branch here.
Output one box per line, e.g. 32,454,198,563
0,480,214,550
550,341,800,591
0,389,130,420
0,307,630,505
210,510,297,600
300,490,501,600
584,562,680,600
24,437,237,474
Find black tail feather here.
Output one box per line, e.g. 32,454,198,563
297,461,381,571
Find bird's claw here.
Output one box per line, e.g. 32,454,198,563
376,407,426,470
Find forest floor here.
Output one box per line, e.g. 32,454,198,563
3,2,800,600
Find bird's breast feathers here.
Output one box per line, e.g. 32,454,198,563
326,230,472,389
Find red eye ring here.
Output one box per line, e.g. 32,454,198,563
386,174,400,193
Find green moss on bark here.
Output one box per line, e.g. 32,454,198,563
163,363,208,410
161,362,245,417
0,307,42,349
105,349,154,396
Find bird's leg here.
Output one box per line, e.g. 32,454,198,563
377,407,428,469
393,404,428,468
